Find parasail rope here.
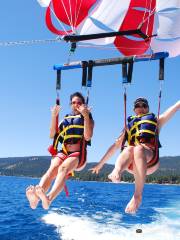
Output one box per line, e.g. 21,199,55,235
141,0,149,26
74,0,83,29
148,41,154,57
60,0,74,33
49,3,70,35
0,38,63,47
138,6,156,32
78,43,150,51
74,0,78,28
145,0,154,35
68,0,74,32
0,38,153,53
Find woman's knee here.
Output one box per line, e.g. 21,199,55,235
123,146,134,155
51,156,63,167
58,165,69,175
134,145,148,164
57,157,78,175
45,157,62,177
134,145,144,153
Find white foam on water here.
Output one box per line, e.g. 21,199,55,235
152,200,180,239
42,207,180,240
77,197,85,203
42,211,137,240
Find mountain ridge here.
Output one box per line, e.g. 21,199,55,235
0,156,180,184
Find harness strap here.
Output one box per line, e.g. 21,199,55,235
55,97,60,133
87,60,93,87
120,82,128,151
63,184,69,197
61,124,84,133
48,97,60,156
152,77,163,165
81,61,88,87
157,86,162,120
128,119,157,133
124,88,127,130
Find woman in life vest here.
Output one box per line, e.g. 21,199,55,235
91,98,180,214
26,92,94,209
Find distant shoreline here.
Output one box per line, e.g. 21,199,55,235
1,175,180,186
0,156,180,184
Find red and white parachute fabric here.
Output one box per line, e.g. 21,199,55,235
37,0,180,57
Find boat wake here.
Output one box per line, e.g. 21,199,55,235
42,201,180,240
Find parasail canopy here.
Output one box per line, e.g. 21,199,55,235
37,0,180,57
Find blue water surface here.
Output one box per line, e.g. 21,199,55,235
0,176,180,240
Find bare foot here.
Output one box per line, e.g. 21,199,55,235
35,185,51,210
26,185,39,209
108,168,121,183
125,195,142,214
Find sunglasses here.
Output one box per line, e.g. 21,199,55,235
134,103,148,109
71,101,82,105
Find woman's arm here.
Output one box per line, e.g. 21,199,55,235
90,131,125,174
83,114,94,141
158,100,180,129
49,105,60,139
77,104,94,141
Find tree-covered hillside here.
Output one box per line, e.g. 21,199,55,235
0,156,180,184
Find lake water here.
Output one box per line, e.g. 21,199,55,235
0,176,179,240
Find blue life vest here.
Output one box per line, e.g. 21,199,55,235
127,113,158,145
59,113,84,145
52,112,92,155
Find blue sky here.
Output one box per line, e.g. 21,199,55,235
0,1,179,163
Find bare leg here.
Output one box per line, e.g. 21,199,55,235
35,185,50,210
108,146,134,183
36,156,79,209
125,145,153,214
26,185,39,209
38,156,63,192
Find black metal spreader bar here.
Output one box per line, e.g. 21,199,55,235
63,28,151,43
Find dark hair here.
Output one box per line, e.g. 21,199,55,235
134,97,149,108
70,92,85,104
